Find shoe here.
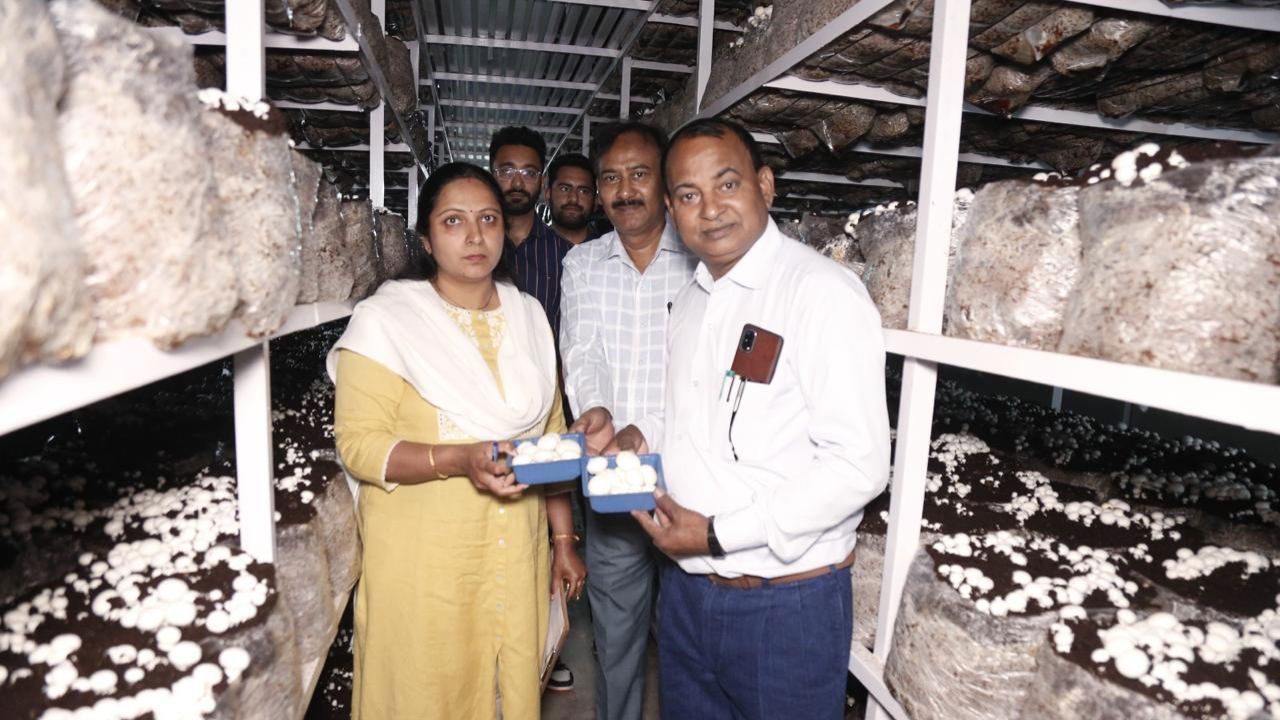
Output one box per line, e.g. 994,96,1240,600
547,659,574,692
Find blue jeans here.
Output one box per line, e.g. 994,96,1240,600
657,562,853,720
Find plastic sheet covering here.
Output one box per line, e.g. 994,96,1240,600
138,0,338,39
274,519,337,666
201,103,303,337
989,6,1095,66
220,574,304,719
728,91,887,156
52,0,238,349
884,551,1060,720
947,180,1082,351
264,53,379,109
1050,17,1158,76
1059,150,1280,383
312,466,361,599
852,532,885,651
341,199,379,300
374,209,411,282
314,177,356,301
291,152,324,304
0,0,94,379
859,190,973,330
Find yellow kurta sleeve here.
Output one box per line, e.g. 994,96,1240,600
333,349,407,489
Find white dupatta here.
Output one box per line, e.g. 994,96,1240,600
327,279,558,443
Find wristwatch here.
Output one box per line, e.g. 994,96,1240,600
706,516,727,559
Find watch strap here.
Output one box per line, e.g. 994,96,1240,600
706,515,727,559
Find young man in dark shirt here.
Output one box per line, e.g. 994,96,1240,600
546,152,599,246
490,126,574,340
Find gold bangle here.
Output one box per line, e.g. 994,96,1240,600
551,533,580,544
427,444,447,480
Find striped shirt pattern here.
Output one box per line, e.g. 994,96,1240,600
559,220,697,428
504,217,572,339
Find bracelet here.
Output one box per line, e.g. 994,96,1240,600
551,533,580,544
427,444,447,480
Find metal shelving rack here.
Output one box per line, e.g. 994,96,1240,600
0,1,427,713
667,1,1280,719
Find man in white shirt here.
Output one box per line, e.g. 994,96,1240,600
610,118,891,719
560,122,697,720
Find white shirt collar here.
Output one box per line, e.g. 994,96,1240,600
693,216,783,292
604,215,685,264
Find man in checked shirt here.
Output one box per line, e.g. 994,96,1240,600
560,122,698,720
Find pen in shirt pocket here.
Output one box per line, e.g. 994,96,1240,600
667,301,672,315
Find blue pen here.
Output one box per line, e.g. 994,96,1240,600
719,370,734,401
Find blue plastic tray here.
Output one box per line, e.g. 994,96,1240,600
581,454,665,513
508,433,587,486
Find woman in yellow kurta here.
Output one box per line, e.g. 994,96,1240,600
328,162,586,719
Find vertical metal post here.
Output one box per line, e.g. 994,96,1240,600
620,57,633,120
1051,386,1064,411
582,116,591,154
868,2,972,719
407,37,420,227
225,0,275,564
369,0,387,207
233,346,277,563
427,106,436,169
407,169,419,230
225,0,265,100
696,0,714,111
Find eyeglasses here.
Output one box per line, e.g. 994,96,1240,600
554,183,596,197
494,166,541,180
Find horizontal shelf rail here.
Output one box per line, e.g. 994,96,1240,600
0,302,354,437
1067,0,1280,33
765,76,1280,146
883,329,1280,435
144,26,358,52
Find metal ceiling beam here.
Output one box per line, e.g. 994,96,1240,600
749,131,1053,170
1066,0,1280,33
424,74,655,104
422,34,620,58
446,125,575,136
294,142,414,152
598,92,656,105
775,172,903,188
765,75,1280,146
548,2,666,164
437,99,583,115
430,72,598,92
548,0,655,9
274,100,363,112
651,13,744,32
630,60,694,74
405,0,451,163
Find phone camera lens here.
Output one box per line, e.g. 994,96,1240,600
741,330,756,352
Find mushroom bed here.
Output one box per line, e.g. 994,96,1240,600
855,375,1279,720
0,321,357,719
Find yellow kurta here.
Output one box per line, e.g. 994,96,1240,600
334,304,566,720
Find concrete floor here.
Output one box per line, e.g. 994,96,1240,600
540,594,661,720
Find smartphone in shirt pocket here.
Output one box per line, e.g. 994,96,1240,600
731,324,784,385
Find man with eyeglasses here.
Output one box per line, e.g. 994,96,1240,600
490,126,573,340
546,153,600,246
